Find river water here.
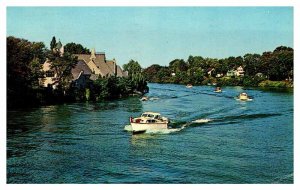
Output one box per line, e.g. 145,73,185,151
7,83,293,183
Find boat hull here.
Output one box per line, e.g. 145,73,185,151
130,122,168,133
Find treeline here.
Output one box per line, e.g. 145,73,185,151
142,46,293,87
7,36,148,108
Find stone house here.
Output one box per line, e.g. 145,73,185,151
40,41,127,89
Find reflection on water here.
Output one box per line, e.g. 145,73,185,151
7,83,293,183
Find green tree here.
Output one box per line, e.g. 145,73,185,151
50,36,56,50
243,53,261,76
46,50,78,91
169,59,188,73
267,47,293,80
7,36,47,107
142,64,162,82
64,42,91,54
123,59,142,77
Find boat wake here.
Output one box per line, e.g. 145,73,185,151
124,125,133,132
191,118,213,123
124,124,183,134
124,118,213,134
145,128,183,134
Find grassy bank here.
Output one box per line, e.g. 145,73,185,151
258,80,293,88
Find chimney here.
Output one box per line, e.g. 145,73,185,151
90,48,96,60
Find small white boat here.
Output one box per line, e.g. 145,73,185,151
186,84,193,88
140,96,149,101
129,112,169,134
237,92,252,101
214,87,222,93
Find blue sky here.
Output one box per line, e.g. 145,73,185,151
7,7,293,67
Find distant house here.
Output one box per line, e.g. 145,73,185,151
226,66,244,77
216,73,223,78
207,68,215,76
40,59,59,89
235,66,244,77
171,72,176,77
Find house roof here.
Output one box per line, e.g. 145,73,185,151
56,41,62,49
71,60,92,80
75,54,91,63
75,52,127,77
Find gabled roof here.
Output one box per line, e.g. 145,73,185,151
75,54,90,63
56,41,62,49
75,52,127,77
71,60,92,80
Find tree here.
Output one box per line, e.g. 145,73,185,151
169,59,188,73
142,64,162,82
243,53,261,76
50,36,56,50
7,36,47,107
123,59,142,77
267,47,293,80
64,42,91,54
46,50,78,90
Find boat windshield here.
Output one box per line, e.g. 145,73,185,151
141,114,155,118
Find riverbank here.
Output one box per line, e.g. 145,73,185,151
146,77,293,89
7,76,149,109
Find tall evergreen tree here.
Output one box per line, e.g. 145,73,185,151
50,36,56,50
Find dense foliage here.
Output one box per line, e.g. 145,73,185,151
122,59,142,77
7,36,47,107
64,42,91,54
143,46,293,87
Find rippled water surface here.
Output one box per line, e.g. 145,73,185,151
7,83,293,183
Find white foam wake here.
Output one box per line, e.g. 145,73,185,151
145,128,184,134
124,125,133,132
191,118,212,123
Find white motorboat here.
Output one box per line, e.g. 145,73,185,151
237,92,252,101
129,112,169,134
140,96,149,101
214,87,222,93
186,84,193,88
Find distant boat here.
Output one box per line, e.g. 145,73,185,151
237,92,252,101
186,84,193,88
129,112,169,134
140,96,149,101
214,87,222,93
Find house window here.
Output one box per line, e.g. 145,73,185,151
45,71,54,77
